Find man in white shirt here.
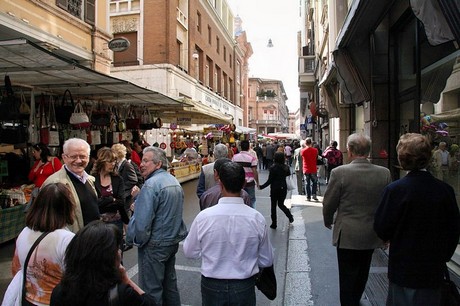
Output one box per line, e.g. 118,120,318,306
183,162,274,305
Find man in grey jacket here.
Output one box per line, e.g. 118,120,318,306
322,133,391,306
196,143,228,198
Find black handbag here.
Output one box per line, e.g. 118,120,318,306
56,89,75,124
0,75,21,120
255,265,277,300
91,99,111,126
441,265,460,306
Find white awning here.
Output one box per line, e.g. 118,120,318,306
235,126,256,134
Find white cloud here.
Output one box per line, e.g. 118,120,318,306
228,0,300,113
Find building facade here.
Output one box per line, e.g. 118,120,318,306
299,0,460,281
109,0,251,126
248,78,289,135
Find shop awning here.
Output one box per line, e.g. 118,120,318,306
430,108,460,122
159,98,233,125
332,0,395,104
0,38,182,108
235,126,256,134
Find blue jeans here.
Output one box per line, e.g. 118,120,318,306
244,186,256,208
201,275,256,306
304,173,318,198
138,243,181,305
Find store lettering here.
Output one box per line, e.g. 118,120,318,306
204,96,230,112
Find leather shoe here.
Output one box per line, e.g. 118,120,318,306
270,224,277,229
289,215,294,223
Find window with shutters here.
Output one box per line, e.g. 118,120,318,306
56,0,95,25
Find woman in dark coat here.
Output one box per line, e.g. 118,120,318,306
91,147,129,235
259,151,294,229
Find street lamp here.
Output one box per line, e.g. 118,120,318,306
267,39,274,48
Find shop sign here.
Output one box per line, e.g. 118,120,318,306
108,37,130,52
177,117,191,125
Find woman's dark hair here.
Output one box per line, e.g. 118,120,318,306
32,142,52,163
26,183,75,232
274,151,285,164
59,220,123,305
91,147,117,176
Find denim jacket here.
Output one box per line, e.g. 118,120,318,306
126,168,188,248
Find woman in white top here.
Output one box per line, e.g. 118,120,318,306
11,183,76,306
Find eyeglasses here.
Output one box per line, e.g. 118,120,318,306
65,154,89,161
141,159,154,164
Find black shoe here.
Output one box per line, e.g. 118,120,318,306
289,215,294,223
312,196,318,201
307,197,311,201
270,224,277,229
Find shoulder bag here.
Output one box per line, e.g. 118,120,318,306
70,100,91,128
441,264,460,306
22,232,50,306
39,94,50,145
56,89,75,124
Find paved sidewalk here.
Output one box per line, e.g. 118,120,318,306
286,192,388,306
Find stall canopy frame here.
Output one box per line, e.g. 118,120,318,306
0,38,182,108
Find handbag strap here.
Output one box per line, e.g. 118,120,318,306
22,232,50,302
39,94,48,128
48,95,58,130
108,283,119,306
62,89,75,107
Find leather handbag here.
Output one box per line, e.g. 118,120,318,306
140,108,155,130
91,99,111,126
56,89,75,124
39,94,49,145
126,106,140,130
48,96,60,147
70,100,91,128
441,265,460,306
0,75,20,120
255,265,277,300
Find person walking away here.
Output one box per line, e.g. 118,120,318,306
322,133,391,306
284,143,293,167
196,143,228,198
27,142,62,210
126,147,187,305
265,142,275,169
42,138,100,233
293,141,306,195
259,152,294,229
8,183,75,306
322,140,343,184
199,158,251,210
50,220,157,306
183,162,274,305
232,140,260,208
374,133,460,306
301,138,319,201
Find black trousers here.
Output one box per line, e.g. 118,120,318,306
337,248,374,306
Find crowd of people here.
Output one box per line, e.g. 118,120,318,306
3,132,460,306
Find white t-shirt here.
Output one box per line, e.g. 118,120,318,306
12,227,75,306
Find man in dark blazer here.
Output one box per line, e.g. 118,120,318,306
374,133,460,306
323,133,392,306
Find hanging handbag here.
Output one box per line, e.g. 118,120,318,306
255,265,277,300
39,94,50,145
48,96,60,147
70,100,91,128
91,99,111,126
140,108,155,130
22,232,50,306
91,129,102,145
0,75,20,120
19,90,31,119
56,89,75,124
126,106,140,130
69,129,87,141
28,91,38,144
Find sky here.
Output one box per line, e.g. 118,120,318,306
227,0,300,113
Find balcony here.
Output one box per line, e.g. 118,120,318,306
298,55,316,91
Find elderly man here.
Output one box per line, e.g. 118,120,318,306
323,133,391,306
196,143,228,198
199,158,252,210
42,138,99,233
127,146,187,305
